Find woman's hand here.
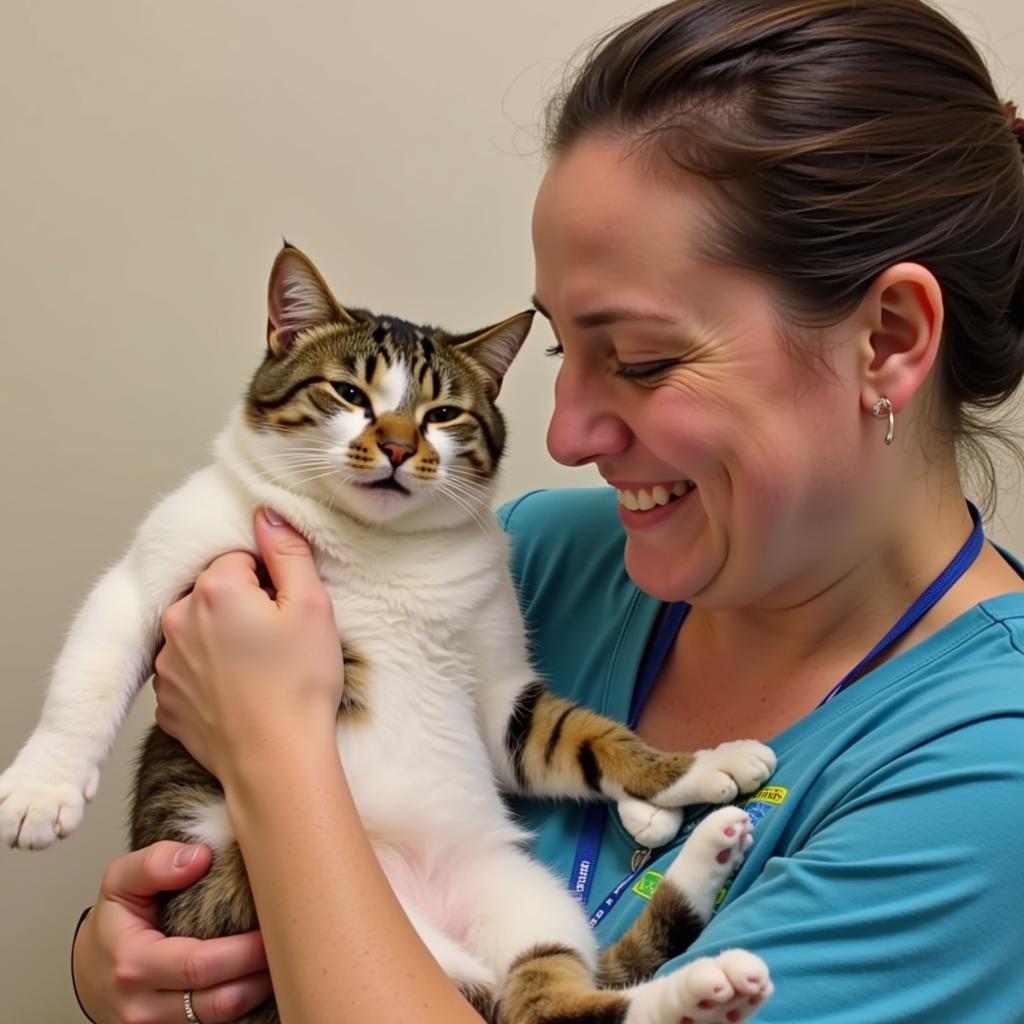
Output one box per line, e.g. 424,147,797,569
153,509,344,787
73,841,272,1024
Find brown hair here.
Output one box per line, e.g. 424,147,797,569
546,0,1024,504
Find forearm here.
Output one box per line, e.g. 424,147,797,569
222,736,483,1024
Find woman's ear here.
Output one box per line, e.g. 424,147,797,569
855,262,944,416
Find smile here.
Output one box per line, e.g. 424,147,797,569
616,481,694,511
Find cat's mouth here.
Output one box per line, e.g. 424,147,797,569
362,477,410,495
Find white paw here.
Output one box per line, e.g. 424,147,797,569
655,742,776,807
664,808,752,921
618,798,684,847
626,948,772,1024
680,949,773,1023
0,765,97,849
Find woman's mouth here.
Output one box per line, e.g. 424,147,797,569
616,480,695,511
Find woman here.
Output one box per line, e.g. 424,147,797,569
73,0,1024,1020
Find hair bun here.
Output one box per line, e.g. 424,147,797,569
1003,101,1024,153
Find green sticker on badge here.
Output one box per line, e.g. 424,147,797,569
631,870,664,900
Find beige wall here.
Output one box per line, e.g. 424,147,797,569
1,2,1022,1019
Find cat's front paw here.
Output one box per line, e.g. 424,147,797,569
617,798,684,847
654,741,776,807
0,764,98,849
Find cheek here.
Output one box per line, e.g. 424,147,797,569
331,413,379,464
428,428,456,465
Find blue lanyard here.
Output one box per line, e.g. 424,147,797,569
569,503,985,926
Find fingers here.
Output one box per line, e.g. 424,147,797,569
121,969,273,1024
101,843,213,917
177,971,275,1023
253,508,329,610
192,551,262,604
135,930,269,990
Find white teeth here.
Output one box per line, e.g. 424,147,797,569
616,481,694,511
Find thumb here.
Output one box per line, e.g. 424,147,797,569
101,842,212,912
254,507,324,606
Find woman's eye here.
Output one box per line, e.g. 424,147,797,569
544,343,564,358
334,382,370,407
615,359,679,380
424,405,462,424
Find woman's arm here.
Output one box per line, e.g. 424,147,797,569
153,509,483,1023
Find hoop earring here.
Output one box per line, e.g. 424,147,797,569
872,396,895,446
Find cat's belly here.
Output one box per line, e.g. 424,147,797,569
338,710,522,848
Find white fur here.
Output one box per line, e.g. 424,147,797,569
0,400,773,1004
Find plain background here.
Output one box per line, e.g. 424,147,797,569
1,2,1021,1019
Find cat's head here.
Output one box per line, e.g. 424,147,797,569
244,244,533,529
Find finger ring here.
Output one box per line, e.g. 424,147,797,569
183,989,202,1024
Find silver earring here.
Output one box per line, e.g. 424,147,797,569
872,396,895,446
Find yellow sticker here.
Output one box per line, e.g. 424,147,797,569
746,785,788,805
631,870,664,900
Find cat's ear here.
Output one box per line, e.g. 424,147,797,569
267,244,356,356
450,310,534,399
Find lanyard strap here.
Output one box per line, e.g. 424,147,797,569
817,502,984,707
569,502,986,926
570,602,689,911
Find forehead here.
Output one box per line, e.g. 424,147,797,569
531,137,728,319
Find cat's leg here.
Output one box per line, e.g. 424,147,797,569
468,581,775,847
498,947,771,1024
0,557,161,849
0,465,254,849
599,806,753,986
460,842,771,1024
456,844,619,1023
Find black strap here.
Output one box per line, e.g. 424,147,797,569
71,906,99,1023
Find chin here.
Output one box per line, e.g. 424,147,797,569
624,540,721,604
322,481,489,533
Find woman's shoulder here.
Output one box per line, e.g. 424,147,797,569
495,489,658,701
497,486,621,539
497,488,625,585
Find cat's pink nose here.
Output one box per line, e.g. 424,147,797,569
379,440,415,466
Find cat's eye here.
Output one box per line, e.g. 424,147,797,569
334,382,370,408
424,405,462,424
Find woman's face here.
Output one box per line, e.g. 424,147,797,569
532,136,870,607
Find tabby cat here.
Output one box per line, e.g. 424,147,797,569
0,245,775,1023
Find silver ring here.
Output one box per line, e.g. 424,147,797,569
183,989,202,1024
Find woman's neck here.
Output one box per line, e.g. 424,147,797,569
637,478,1022,750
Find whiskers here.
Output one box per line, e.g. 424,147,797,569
254,442,348,492
433,464,494,534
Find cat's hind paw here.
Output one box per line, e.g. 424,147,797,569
654,741,776,807
626,949,772,1024
678,950,773,1024
662,807,752,921
617,798,684,848
0,766,97,849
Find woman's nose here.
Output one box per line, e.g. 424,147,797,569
546,367,630,467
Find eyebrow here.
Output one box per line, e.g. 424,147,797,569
531,295,677,330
